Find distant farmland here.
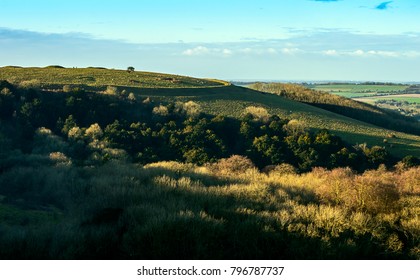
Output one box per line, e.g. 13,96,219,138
308,84,410,98
355,94,420,104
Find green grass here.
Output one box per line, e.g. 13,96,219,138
390,97,420,104
0,202,61,226
363,96,420,104
309,84,409,98
0,66,226,89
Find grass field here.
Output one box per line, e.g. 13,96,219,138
0,66,226,89
1,67,419,157
308,84,409,98
356,94,420,104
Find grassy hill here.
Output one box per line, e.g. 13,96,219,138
1,66,419,157
0,66,227,89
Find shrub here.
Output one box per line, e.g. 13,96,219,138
104,86,118,95
85,123,103,140
152,105,169,117
314,167,354,206
264,163,297,176
128,92,136,102
19,79,40,89
398,166,420,195
68,126,84,140
283,119,306,137
63,85,73,93
352,170,400,214
243,106,270,122
210,155,256,175
313,167,399,214
183,101,201,118
174,101,202,117
33,127,68,154
398,156,420,170
49,152,72,166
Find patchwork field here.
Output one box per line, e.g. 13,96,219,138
308,84,409,98
355,94,420,104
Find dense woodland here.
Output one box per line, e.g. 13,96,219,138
0,80,419,259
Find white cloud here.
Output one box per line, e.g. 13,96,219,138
351,49,365,56
222,48,233,56
323,49,338,56
370,50,399,57
320,49,420,58
182,46,210,56
281,47,302,55
238,47,279,55
182,46,233,57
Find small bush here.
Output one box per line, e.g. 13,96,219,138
33,127,68,154
49,152,72,166
127,93,136,102
19,79,40,89
243,106,270,122
63,85,73,93
152,105,169,117
104,86,118,95
266,163,297,176
85,123,103,140
210,155,256,175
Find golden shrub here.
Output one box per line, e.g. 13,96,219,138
243,106,270,122
314,167,354,206
352,170,400,214
210,155,256,175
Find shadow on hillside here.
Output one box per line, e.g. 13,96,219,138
0,163,409,260
330,129,420,158
311,103,420,136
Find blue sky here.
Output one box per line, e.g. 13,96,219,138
0,0,419,81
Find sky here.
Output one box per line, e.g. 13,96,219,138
0,0,419,81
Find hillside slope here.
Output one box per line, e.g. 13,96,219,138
0,66,227,89
1,66,419,157
130,85,420,157
249,83,420,136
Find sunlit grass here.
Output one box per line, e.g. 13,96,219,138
0,157,418,259
0,66,223,89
